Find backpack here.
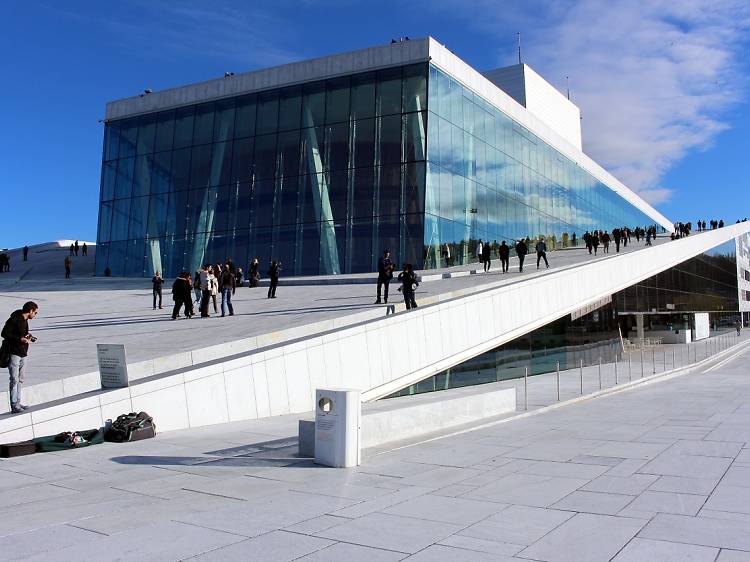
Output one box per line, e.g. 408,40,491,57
104,411,156,443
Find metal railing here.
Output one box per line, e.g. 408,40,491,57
523,331,744,410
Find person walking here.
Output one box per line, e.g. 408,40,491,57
515,239,528,273
170,273,190,319
499,241,510,273
152,271,164,309
583,231,592,254
199,265,212,317
613,228,621,252
64,256,71,279
249,258,260,288
375,250,394,304
398,263,418,310
82,243,88,256
268,261,281,299
193,271,202,304
69,243,74,257
482,242,491,272
74,240,79,256
477,240,484,266
2,301,38,413
535,237,549,268
737,319,742,336
220,265,235,316
234,268,243,292
442,243,451,267
22,246,28,261
209,267,219,313
602,231,611,253
591,232,600,255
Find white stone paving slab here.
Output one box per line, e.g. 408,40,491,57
519,513,646,562
551,490,635,515
189,530,334,561
612,537,718,561
458,505,574,545
381,493,507,525
640,513,750,551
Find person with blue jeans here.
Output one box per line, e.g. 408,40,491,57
2,301,38,413
220,267,235,316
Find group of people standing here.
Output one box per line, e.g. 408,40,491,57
374,250,419,309
155,257,281,320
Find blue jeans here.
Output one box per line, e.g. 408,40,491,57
221,288,234,316
9,355,25,407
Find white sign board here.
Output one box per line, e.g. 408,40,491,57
97,344,130,388
693,313,710,341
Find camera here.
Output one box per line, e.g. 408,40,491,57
27,335,37,343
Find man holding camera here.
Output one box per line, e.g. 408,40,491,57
1,301,39,413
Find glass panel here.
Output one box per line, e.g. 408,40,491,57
403,63,427,113
377,114,402,165
210,141,233,187
351,72,376,120
277,130,301,178
302,82,326,128
189,144,212,189
115,157,134,199
256,90,279,134
154,110,175,152
231,137,254,185
254,134,277,180
118,120,138,158
213,98,235,142
376,67,402,116
151,151,171,193
101,161,117,201
173,106,195,149
234,94,257,138
132,154,152,197
193,103,215,145
326,77,350,124
352,118,375,169
352,166,374,218
147,192,169,238
98,201,113,242
110,198,131,241
278,85,302,132
136,116,156,155
128,196,149,239
378,164,401,217
404,111,426,162
104,123,120,161
324,121,350,171
404,162,425,215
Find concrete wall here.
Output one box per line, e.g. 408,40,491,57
483,64,582,150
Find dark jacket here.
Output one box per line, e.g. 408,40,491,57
377,257,394,279
268,263,281,280
2,310,29,357
482,245,491,261
398,270,418,292
515,241,528,256
171,278,191,302
498,244,510,260
220,269,235,291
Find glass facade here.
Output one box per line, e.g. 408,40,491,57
392,240,742,398
96,60,662,277
96,64,428,277
422,65,660,268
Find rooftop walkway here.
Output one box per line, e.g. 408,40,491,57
0,234,683,390
0,331,748,560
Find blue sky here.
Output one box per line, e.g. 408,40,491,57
2,1,749,249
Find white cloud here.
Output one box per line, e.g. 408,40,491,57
434,0,750,205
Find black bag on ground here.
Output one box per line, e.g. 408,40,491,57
104,412,156,443
0,440,37,458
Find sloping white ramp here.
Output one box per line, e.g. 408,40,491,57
1,224,747,441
